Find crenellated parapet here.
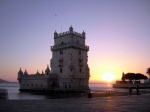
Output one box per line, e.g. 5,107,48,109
17,65,52,81
54,31,85,38
21,74,46,79
54,26,86,39
51,42,89,51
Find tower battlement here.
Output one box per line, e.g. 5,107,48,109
54,31,85,38
54,26,85,39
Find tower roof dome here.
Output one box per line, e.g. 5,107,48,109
82,30,85,34
36,70,40,75
18,68,23,74
45,65,50,72
69,26,73,32
54,30,57,34
24,69,28,75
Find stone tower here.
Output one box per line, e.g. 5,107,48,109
51,26,90,91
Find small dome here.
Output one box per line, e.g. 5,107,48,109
45,65,50,72
24,69,28,75
82,30,85,37
69,26,73,32
42,70,44,74
54,30,58,37
36,70,40,75
82,30,85,34
18,68,23,75
54,30,57,33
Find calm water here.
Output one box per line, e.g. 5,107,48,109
0,83,126,100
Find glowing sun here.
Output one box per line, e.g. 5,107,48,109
102,72,116,82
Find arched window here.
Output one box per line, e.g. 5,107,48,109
60,50,63,55
77,40,79,45
79,51,81,55
79,68,82,73
60,68,62,73
61,42,64,46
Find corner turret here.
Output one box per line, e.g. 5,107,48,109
18,68,23,75
82,30,86,38
54,30,58,38
36,70,40,75
24,69,28,75
42,70,44,75
45,65,50,76
17,68,23,83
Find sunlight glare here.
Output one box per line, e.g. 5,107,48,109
102,72,116,82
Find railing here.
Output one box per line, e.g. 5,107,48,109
51,42,89,51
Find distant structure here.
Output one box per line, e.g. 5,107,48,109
17,26,90,93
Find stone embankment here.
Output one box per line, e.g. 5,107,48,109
0,89,8,99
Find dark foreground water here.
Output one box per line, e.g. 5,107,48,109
1,95,150,112
0,83,127,100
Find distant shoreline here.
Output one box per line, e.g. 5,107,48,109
0,79,18,83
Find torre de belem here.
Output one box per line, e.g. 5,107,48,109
18,26,90,92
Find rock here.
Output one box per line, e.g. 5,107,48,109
0,89,8,100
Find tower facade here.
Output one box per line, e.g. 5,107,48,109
51,26,90,91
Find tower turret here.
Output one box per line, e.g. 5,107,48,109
24,69,28,75
82,30,86,38
54,30,58,38
42,70,44,75
45,65,50,76
17,68,23,82
36,70,40,75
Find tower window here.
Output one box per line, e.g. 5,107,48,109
79,68,82,73
59,59,63,63
79,51,81,55
60,50,63,55
61,42,64,46
77,40,79,45
65,85,67,88
71,69,72,71
60,68,62,73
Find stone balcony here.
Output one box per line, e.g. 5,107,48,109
51,42,89,51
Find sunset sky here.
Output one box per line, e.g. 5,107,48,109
0,0,150,82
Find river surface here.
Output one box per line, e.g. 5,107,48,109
0,83,127,100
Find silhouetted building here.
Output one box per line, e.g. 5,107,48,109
17,26,90,92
